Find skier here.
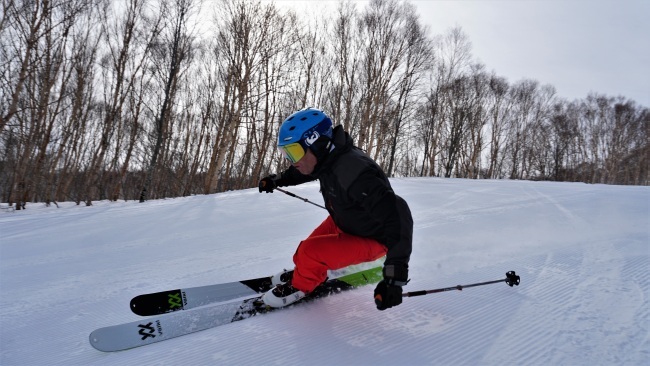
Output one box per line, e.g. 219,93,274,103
258,108,413,310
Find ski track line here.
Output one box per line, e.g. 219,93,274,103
525,184,586,226
437,301,509,364
483,238,646,365
412,181,587,232
613,248,649,364
414,194,549,231
549,241,634,365
439,272,536,364
481,249,582,364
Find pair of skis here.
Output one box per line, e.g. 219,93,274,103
89,266,383,352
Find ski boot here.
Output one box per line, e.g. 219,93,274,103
271,269,294,286
261,281,305,308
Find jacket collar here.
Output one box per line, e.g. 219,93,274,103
311,125,352,177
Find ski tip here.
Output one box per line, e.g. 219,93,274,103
129,296,148,316
89,330,114,352
129,289,185,316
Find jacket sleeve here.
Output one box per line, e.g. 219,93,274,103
347,172,413,266
274,165,317,187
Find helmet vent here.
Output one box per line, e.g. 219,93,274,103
289,126,296,131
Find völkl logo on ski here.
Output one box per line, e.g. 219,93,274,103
138,322,156,340
137,320,162,340
168,292,182,308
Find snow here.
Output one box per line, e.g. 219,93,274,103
1,178,648,365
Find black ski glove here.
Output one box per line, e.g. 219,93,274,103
258,174,278,193
374,263,408,311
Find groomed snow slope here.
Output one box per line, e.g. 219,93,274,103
1,178,648,365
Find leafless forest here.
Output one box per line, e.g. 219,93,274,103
1,0,647,209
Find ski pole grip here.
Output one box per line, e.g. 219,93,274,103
403,290,427,297
277,188,296,197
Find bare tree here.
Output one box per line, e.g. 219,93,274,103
485,74,512,179
328,0,362,131
44,1,102,205
416,26,472,178
384,2,432,177
140,0,196,202
355,0,407,156
85,0,159,203
1,0,50,132
205,0,289,193
2,0,94,208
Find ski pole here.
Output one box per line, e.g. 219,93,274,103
276,187,326,210
402,271,520,298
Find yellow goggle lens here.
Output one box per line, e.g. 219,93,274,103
281,143,306,163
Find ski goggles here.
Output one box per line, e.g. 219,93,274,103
280,142,307,163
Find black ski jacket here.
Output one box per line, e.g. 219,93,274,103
274,126,413,267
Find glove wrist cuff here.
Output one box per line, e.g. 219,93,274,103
383,264,409,287
384,278,409,286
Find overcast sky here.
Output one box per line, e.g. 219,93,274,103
271,0,649,106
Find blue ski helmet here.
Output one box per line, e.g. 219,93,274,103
278,108,333,147
278,108,333,163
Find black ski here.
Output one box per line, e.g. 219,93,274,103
129,270,293,316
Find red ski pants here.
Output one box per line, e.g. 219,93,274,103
291,216,387,293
